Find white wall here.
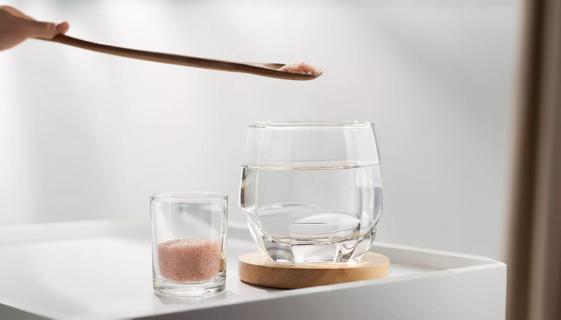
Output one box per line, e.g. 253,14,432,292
0,0,520,259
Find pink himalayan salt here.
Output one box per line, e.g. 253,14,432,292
158,239,222,282
279,62,322,76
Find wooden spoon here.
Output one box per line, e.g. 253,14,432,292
42,34,321,81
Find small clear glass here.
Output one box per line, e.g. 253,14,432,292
151,192,227,297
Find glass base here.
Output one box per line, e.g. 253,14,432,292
153,273,225,297
260,237,374,263
248,219,377,263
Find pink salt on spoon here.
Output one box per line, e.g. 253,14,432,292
279,62,323,77
158,239,222,282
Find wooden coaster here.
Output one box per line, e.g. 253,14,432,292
238,252,389,289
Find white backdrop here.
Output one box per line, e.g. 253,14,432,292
0,0,520,259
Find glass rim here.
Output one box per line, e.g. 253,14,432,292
150,192,228,203
248,121,373,129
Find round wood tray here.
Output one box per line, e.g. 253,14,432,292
238,251,389,289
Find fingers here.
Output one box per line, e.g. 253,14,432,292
56,21,69,34
1,5,34,20
20,19,70,39
1,6,70,39
22,19,57,39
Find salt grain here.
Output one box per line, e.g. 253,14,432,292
158,239,222,282
279,62,322,76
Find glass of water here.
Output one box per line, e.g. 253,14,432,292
151,192,227,297
240,121,383,264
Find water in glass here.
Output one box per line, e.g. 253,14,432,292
240,122,383,263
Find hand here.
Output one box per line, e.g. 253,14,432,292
0,5,69,51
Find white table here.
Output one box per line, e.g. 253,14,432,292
0,220,506,320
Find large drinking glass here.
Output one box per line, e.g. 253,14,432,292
240,121,383,263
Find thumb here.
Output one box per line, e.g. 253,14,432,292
24,19,68,39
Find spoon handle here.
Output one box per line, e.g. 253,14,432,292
45,34,315,80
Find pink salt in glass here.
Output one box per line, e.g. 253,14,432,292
151,192,227,297
158,239,222,282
